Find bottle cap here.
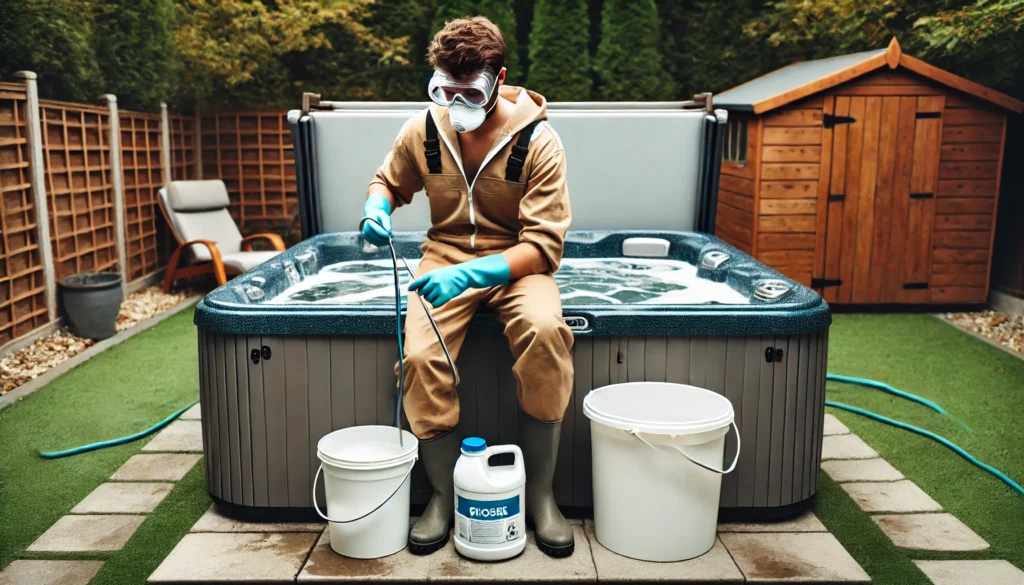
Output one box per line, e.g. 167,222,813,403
461,437,486,453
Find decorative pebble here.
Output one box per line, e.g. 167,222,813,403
945,310,1024,354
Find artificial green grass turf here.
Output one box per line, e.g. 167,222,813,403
824,313,1024,569
0,309,200,569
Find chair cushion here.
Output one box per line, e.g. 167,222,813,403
221,251,282,273
168,180,231,212
175,209,244,263
159,188,184,239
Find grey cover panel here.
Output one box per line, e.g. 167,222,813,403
714,49,886,110
201,328,828,512
309,108,708,233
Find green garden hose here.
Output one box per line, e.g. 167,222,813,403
825,399,1023,497
827,372,971,431
38,400,199,459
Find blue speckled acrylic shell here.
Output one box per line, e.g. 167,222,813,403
194,231,831,336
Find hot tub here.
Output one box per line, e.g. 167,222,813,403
194,230,831,521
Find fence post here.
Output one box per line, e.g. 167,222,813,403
102,95,128,294
160,103,172,187
15,71,57,322
194,110,203,179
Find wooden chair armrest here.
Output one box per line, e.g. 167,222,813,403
241,233,286,252
178,239,224,261
164,239,227,291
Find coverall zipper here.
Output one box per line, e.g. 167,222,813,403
435,129,514,251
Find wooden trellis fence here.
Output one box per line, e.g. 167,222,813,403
0,73,201,352
170,114,198,182
200,111,296,233
119,110,165,281
39,100,119,281
0,80,49,346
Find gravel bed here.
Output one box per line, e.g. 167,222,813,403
1,287,186,395
945,310,1024,355
116,287,186,332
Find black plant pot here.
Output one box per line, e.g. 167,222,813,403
60,273,123,340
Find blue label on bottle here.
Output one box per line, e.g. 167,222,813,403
456,494,520,521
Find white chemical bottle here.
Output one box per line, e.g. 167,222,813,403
453,437,526,561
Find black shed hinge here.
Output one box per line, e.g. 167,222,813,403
903,282,929,290
910,192,934,199
828,194,846,202
812,278,842,288
823,113,856,128
916,111,941,119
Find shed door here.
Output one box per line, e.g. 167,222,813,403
818,95,945,303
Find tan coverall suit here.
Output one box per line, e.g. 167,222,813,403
370,86,574,439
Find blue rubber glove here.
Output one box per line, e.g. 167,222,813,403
362,194,392,246
409,254,511,308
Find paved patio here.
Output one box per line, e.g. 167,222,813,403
145,507,871,584
9,407,1024,585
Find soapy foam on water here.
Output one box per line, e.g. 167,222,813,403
264,258,749,306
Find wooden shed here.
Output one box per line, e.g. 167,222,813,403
712,38,1024,305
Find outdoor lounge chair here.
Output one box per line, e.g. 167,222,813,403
159,180,285,292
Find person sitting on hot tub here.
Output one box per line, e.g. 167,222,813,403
360,16,574,558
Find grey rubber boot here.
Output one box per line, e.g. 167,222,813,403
409,430,460,555
520,413,575,557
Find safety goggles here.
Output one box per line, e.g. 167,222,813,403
427,68,497,108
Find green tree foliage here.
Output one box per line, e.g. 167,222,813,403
367,0,436,100
92,0,175,112
915,0,1024,96
744,0,1024,97
477,0,522,83
0,0,104,103
174,0,407,108
431,0,478,37
744,0,912,61
3,0,1021,109
594,0,676,100
527,0,591,100
657,0,778,98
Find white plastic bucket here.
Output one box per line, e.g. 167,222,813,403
583,382,740,562
313,425,418,559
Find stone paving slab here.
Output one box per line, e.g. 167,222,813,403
298,524,596,582
873,514,989,551
821,458,905,483
28,514,146,552
192,505,325,533
584,523,742,582
914,560,1024,585
821,434,879,460
148,532,320,583
719,532,870,583
718,511,827,533
840,480,942,513
111,453,202,481
72,482,174,514
823,414,851,436
0,560,104,585
143,420,204,452
180,403,202,420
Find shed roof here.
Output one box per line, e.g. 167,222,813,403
714,38,1024,115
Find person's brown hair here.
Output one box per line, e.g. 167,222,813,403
427,16,506,79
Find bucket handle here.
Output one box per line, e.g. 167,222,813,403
312,458,417,524
629,421,741,475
